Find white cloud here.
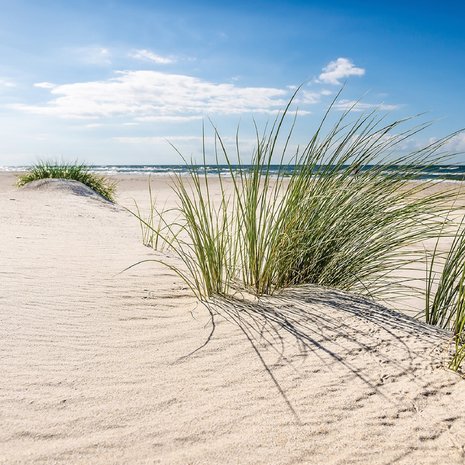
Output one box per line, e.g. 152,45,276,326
333,99,400,112
34,82,56,89
113,134,257,153
0,78,15,88
318,58,365,85
445,133,465,153
349,132,418,153
136,115,203,123
299,90,322,104
11,70,292,121
130,49,175,64
114,135,204,144
113,134,288,163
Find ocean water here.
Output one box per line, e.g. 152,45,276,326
2,164,465,181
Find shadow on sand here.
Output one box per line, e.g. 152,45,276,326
178,286,450,424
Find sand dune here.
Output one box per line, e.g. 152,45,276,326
20,178,113,202
1,173,465,464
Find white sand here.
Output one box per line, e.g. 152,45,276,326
1,172,465,464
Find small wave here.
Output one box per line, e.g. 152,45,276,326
0,166,29,172
3,164,465,181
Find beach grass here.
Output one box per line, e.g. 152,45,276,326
17,160,117,202
133,176,159,248
136,93,457,302
426,220,465,371
133,176,174,250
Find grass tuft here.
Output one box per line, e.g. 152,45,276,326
17,160,117,202
425,219,465,371
135,93,458,303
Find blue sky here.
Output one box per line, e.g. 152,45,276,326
1,0,464,165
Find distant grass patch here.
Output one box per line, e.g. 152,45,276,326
17,160,117,202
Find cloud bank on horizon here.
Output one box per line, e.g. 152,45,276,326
10,57,380,122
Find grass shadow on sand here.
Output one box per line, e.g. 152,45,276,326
180,287,450,423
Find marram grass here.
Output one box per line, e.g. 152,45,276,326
17,160,117,202
426,220,465,371
132,176,174,250
135,93,458,304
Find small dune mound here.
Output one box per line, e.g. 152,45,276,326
20,178,112,202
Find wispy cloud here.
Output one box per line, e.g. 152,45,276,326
130,49,175,64
299,90,323,104
444,133,465,153
71,46,112,66
0,78,16,88
318,58,365,85
136,115,204,122
113,134,258,154
333,99,400,112
84,123,104,128
33,82,56,89
12,71,295,121
114,135,205,144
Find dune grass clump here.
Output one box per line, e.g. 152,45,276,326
426,221,465,371
136,94,456,302
17,160,117,202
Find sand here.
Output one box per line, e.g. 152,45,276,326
1,172,465,464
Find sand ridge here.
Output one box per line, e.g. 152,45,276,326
1,173,465,464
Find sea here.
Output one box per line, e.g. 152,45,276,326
2,164,465,182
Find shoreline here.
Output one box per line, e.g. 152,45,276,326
4,166,465,182
3,171,465,203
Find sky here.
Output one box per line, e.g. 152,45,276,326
0,0,464,165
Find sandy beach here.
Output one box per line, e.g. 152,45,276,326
2,172,465,465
